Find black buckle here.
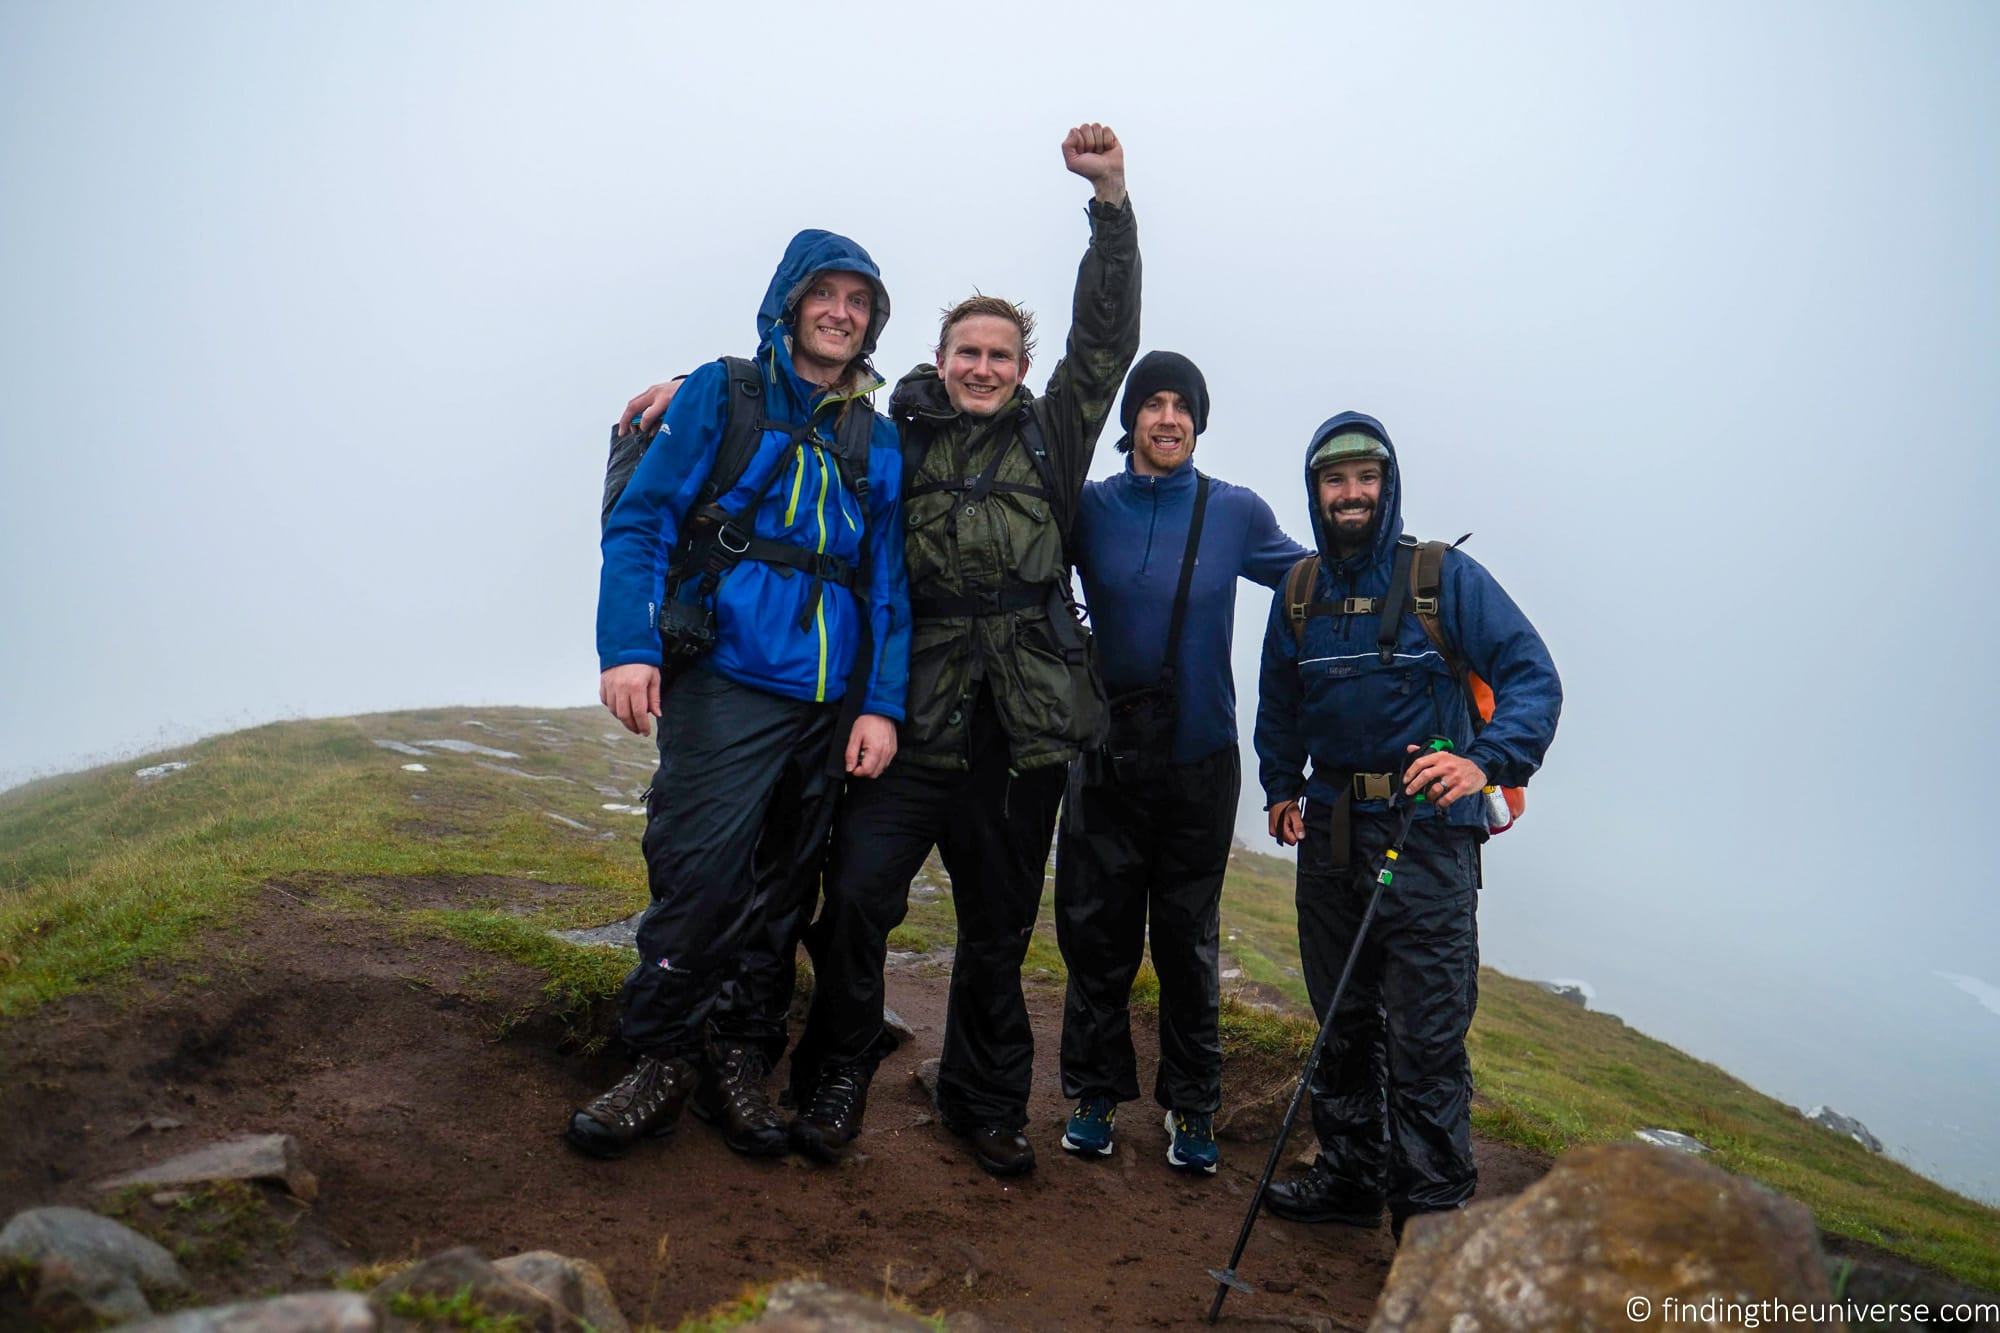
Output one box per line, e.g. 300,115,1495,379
716,523,751,556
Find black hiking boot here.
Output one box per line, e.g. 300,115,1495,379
691,1040,789,1157
790,1064,872,1164
943,1116,1036,1177
564,1055,698,1159
1263,1161,1384,1227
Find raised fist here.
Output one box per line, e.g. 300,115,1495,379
1061,123,1124,184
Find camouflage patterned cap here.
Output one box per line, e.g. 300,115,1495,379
1309,431,1390,472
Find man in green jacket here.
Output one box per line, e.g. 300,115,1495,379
616,124,1140,1175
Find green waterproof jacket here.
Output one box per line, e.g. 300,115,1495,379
888,198,1141,772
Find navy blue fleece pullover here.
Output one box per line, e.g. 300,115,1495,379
1076,456,1307,764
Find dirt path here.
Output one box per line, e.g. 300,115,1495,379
0,881,1550,1330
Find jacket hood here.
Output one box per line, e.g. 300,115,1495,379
758,229,891,359
1303,410,1402,567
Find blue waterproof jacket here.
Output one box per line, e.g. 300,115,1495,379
597,232,909,718
1077,456,1306,763
1254,412,1561,830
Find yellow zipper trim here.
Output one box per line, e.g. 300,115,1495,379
813,447,831,700
784,444,806,526
814,597,829,702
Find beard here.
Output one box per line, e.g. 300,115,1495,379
1323,501,1377,553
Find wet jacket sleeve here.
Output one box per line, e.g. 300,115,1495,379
860,417,910,720
1039,199,1143,506
596,363,730,671
1255,585,1309,807
1439,549,1562,789
1240,492,1312,588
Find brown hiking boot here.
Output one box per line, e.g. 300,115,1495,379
790,1064,871,1164
564,1055,697,1159
691,1040,788,1157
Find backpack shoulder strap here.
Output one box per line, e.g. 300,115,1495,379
1283,554,1321,650
1374,536,1418,665
829,396,875,511
696,355,774,513
1015,407,1067,533
1409,533,1473,671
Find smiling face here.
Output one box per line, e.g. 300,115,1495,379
790,271,874,383
937,314,1029,417
1316,458,1386,552
1129,391,1196,476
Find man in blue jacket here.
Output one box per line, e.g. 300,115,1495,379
1254,412,1559,1237
572,231,910,1161
1054,352,1307,1174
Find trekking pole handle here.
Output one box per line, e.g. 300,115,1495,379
1404,736,1455,806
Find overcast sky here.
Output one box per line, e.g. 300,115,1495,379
3,2,1996,1201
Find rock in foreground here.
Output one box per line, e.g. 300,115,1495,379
1370,1142,1837,1332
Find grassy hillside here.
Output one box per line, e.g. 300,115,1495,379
3,707,1995,1290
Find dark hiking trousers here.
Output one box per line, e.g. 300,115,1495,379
1054,746,1238,1114
1296,798,1481,1214
795,688,1066,1130
615,668,840,1062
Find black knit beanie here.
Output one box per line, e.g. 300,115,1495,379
1116,351,1210,452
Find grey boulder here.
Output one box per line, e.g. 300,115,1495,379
0,1205,189,1325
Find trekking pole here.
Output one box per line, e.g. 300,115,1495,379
1204,739,1453,1324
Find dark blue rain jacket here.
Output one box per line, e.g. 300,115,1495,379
597,231,909,718
1254,412,1560,830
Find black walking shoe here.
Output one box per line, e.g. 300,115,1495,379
691,1041,789,1157
1262,1161,1385,1227
944,1117,1037,1177
564,1055,698,1159
790,1064,872,1164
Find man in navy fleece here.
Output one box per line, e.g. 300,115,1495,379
1054,351,1307,1173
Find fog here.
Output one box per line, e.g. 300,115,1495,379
3,1,1995,1201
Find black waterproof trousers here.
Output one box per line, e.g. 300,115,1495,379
795,687,1066,1129
615,668,840,1062
1296,798,1481,1214
1053,746,1238,1114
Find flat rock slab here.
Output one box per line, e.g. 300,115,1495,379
1632,1127,1709,1154
95,1133,319,1201
749,1280,936,1330
126,1290,380,1332
370,739,428,756
136,761,193,781
410,738,520,758
552,909,645,952
0,1204,189,1324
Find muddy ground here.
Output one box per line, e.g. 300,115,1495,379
0,878,1552,1330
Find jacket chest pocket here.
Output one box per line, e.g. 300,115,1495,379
904,492,957,589
991,488,1062,584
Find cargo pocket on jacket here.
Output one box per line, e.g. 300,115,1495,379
993,491,1064,588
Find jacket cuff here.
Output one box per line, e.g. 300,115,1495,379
1087,196,1134,229
860,697,906,724
600,648,663,672
1462,743,1507,787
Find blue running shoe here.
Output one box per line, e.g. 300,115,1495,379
1062,1096,1117,1156
1165,1109,1218,1174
